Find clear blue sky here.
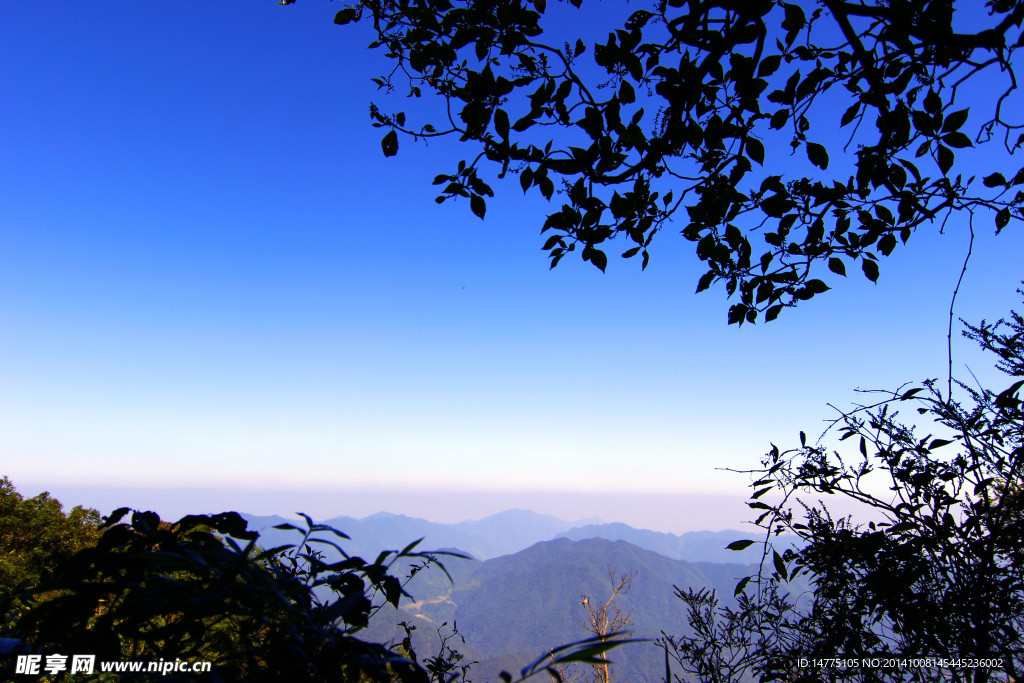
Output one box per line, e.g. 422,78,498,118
2,1,1021,532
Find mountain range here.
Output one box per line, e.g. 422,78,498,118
395,537,757,682
239,508,773,564
237,509,791,681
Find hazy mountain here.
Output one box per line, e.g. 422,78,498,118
233,510,801,681
449,508,602,558
240,509,603,561
557,523,794,564
237,509,782,565
364,537,759,683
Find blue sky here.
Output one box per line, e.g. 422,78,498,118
2,1,1022,532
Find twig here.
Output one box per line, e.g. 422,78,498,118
947,214,975,400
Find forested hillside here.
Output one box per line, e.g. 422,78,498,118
363,537,763,682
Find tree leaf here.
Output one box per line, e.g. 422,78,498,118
805,279,829,294
726,540,756,551
470,194,486,219
941,108,969,133
519,167,533,193
619,81,635,104
696,270,716,293
747,138,765,165
943,131,972,149
937,145,954,174
806,142,828,169
841,103,860,126
512,115,535,132
758,55,783,78
381,130,399,157
334,7,360,24
494,108,510,140
878,233,897,256
772,550,788,581
996,207,1010,231
862,258,879,283
983,172,1006,187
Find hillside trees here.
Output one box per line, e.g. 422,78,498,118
664,296,1024,682
0,499,630,682
3,508,441,681
0,478,100,602
289,0,1023,323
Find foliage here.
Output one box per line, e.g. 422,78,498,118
288,0,1023,323
3,508,446,681
512,633,633,683
663,583,818,683
399,620,478,682
664,296,1024,681
0,477,101,603
1,503,634,682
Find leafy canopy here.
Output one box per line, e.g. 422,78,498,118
0,477,101,600
290,0,1024,323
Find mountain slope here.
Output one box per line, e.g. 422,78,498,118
366,537,757,683
557,524,791,564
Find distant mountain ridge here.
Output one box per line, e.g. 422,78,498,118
556,522,793,564
240,508,604,561
239,509,768,563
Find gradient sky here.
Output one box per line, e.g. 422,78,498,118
3,2,1022,532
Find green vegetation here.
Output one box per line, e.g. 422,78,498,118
2,505,438,681
0,477,101,604
665,297,1024,681
0,491,628,681
4,1,1023,681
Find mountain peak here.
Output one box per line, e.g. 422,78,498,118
362,511,419,522
472,509,562,523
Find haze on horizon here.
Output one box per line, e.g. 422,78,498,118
3,2,1022,532
5,480,765,534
